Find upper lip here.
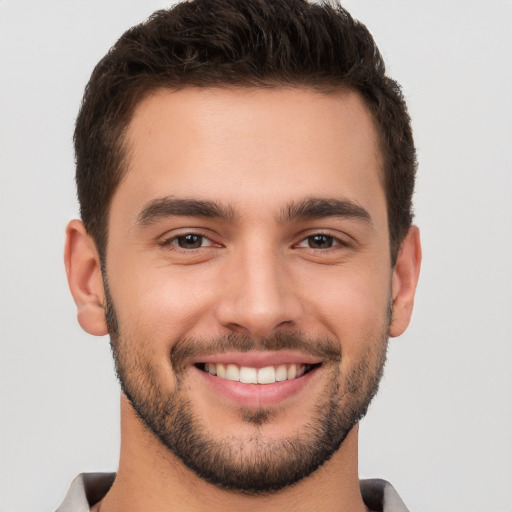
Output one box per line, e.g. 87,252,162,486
191,351,323,368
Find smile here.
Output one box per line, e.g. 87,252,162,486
191,353,324,407
197,363,319,384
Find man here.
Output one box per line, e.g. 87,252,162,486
61,0,421,510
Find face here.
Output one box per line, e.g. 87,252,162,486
104,87,393,492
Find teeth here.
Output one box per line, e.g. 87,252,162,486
287,364,297,380
216,363,226,378
203,363,311,384
257,366,276,384
239,366,258,384
225,364,240,381
275,365,287,381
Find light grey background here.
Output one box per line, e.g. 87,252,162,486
1,1,511,511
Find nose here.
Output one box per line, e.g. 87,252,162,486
214,245,303,338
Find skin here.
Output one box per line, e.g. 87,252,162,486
65,87,421,512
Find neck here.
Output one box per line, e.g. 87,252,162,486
99,396,369,512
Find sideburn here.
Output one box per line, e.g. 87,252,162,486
101,261,120,338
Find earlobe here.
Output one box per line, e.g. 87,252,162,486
389,225,422,338
64,219,108,336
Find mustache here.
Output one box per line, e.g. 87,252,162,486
170,332,342,374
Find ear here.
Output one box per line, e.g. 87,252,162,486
389,225,422,338
64,219,108,336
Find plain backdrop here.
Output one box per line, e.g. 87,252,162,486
1,1,511,511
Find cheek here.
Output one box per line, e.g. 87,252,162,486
296,262,391,348
110,263,220,345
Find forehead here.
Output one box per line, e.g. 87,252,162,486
113,87,385,225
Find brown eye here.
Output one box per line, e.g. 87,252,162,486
307,234,334,249
176,234,204,249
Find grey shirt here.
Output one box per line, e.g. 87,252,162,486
57,473,410,512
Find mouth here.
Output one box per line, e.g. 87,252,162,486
189,351,325,408
195,362,321,384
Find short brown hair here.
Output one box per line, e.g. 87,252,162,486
74,0,416,264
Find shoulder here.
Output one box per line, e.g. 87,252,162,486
56,473,116,512
360,478,410,512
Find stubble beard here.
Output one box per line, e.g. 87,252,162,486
104,283,390,494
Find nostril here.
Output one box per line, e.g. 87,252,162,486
223,322,251,336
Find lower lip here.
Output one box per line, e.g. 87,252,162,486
192,365,320,408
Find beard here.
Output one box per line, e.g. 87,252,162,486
104,281,390,494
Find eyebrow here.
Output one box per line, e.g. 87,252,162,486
137,197,237,226
279,197,372,224
136,195,371,227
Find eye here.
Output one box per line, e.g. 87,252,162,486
306,234,335,249
296,233,343,250
175,233,206,249
161,232,216,250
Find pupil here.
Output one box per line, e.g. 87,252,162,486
309,234,333,249
178,234,202,248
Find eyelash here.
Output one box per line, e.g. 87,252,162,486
297,231,351,250
159,231,349,252
159,232,217,251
